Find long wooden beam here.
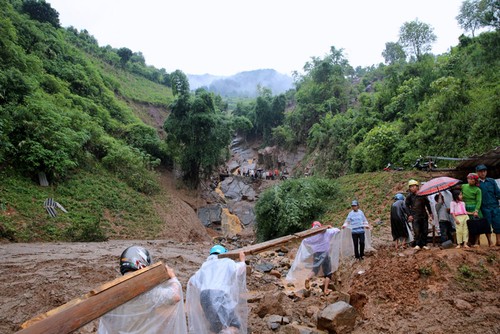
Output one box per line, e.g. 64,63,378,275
18,262,170,334
219,225,330,259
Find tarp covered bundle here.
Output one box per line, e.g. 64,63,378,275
97,277,187,334
187,255,248,334
286,226,374,290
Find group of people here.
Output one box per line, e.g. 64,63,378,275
391,164,500,250
98,245,247,334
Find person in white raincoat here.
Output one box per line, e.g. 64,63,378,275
286,221,341,295
186,245,248,334
98,246,187,334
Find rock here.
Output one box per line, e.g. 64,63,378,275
255,262,275,273
221,208,243,236
281,323,328,334
197,204,222,227
326,291,350,304
317,301,357,334
454,299,473,310
306,305,320,318
231,201,256,226
255,292,287,318
269,269,282,278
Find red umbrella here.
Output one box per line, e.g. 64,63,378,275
417,176,461,196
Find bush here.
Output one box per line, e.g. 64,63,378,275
101,142,160,194
64,216,107,242
255,177,339,241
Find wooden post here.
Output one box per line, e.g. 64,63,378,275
18,262,170,334
219,226,330,259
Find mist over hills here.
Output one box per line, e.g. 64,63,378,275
188,69,293,97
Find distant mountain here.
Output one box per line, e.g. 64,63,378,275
188,69,293,97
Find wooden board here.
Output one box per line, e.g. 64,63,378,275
18,262,170,334
219,226,330,259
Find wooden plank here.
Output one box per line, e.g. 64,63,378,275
219,226,331,259
18,262,170,334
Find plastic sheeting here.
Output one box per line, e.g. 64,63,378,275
186,255,248,334
97,277,187,334
286,226,375,290
339,225,375,258
286,228,341,290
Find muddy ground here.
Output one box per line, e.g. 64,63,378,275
1,168,499,333
1,232,499,333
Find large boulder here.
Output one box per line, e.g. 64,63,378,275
221,208,243,236
317,301,357,334
197,204,222,227
231,201,256,226
255,292,287,318
220,177,256,201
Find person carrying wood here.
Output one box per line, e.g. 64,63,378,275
97,246,187,334
286,221,341,295
186,245,248,334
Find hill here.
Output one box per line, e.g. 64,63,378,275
188,69,293,97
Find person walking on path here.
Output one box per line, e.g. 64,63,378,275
186,245,248,334
476,164,500,246
302,221,340,295
390,193,412,249
405,179,434,250
342,200,371,260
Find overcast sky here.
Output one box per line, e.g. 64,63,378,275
46,0,466,76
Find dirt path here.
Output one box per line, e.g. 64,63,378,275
2,237,499,333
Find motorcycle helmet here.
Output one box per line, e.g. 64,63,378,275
394,193,405,201
209,244,228,255
120,246,152,275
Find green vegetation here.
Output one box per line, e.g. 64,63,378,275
418,265,433,277
255,177,339,241
1,0,499,243
0,167,164,241
165,71,234,188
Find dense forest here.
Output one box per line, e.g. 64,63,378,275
0,0,499,240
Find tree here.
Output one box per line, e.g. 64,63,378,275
170,70,190,97
399,19,437,60
457,0,484,37
117,47,133,66
382,42,406,64
21,0,60,27
164,85,231,188
478,0,500,30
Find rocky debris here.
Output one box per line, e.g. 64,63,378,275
281,323,328,334
317,301,358,334
220,176,256,201
255,292,287,318
266,314,290,330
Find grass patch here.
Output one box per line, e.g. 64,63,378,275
418,265,433,277
0,166,164,242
